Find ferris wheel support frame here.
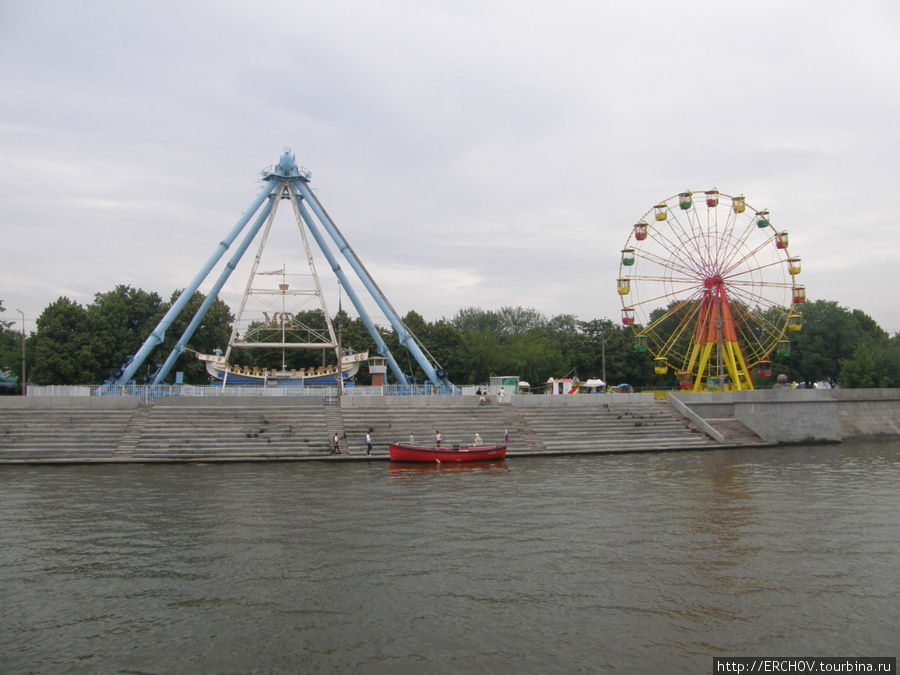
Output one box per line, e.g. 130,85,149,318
687,288,754,392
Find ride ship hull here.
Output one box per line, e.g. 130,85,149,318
198,351,368,386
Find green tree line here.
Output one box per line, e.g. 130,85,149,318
1,292,899,390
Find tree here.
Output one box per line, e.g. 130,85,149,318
29,287,233,385
380,310,431,384
400,313,461,385
770,300,887,385
496,306,547,337
851,309,889,344
156,290,234,384
30,298,99,384
0,300,12,331
338,312,383,385
87,285,166,381
839,345,881,388
421,319,462,375
451,307,503,334
501,329,567,386
18,288,900,390
548,317,603,382
0,301,24,391
603,323,658,387
452,328,502,384
839,339,900,388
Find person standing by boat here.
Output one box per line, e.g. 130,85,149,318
366,431,373,455
474,433,482,446
435,430,442,447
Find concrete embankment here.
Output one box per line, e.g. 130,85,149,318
669,387,900,443
1,388,897,464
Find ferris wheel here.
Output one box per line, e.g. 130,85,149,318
617,190,804,392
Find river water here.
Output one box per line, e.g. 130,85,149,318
2,441,898,674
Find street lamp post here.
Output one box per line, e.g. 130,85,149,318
16,309,25,395
601,328,607,393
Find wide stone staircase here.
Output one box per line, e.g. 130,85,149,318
514,400,715,453
0,408,134,460
1,398,726,462
126,405,331,460
340,405,531,455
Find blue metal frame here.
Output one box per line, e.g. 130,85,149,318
151,194,277,384
293,196,408,384
108,150,453,391
293,180,451,389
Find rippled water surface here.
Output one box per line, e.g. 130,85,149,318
2,441,899,674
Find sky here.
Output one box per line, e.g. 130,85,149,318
2,0,900,339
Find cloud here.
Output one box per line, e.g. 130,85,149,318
2,0,899,338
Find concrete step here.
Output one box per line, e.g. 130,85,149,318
706,418,768,446
1,398,729,462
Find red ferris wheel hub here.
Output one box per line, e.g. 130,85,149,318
703,275,724,290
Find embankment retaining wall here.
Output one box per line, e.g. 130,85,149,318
671,388,900,443
832,388,900,438
3,388,899,445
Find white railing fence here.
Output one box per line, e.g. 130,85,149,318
26,382,466,400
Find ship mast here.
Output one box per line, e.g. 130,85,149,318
224,184,339,370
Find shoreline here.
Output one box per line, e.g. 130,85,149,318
1,388,898,464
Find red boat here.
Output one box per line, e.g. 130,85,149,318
388,442,507,463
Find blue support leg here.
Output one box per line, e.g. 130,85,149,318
294,179,452,390
294,195,408,384
152,195,277,384
112,177,281,385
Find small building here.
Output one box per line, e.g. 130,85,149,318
490,375,520,395
368,356,388,387
546,377,576,395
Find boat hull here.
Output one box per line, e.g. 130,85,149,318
388,443,507,463
198,351,367,386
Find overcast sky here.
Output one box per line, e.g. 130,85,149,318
2,0,899,338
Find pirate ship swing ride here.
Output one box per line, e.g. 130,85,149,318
104,149,454,392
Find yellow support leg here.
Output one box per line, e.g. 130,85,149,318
692,342,715,392
686,342,702,375
722,341,743,391
723,340,754,391
734,341,754,390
